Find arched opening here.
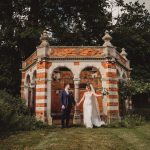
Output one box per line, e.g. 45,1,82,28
122,73,127,79
31,71,36,114
79,66,103,114
117,69,121,80
51,66,74,124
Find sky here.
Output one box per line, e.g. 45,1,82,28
124,0,150,11
109,0,150,24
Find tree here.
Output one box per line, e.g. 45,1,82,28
0,0,111,95
0,0,21,95
112,1,150,82
0,0,150,95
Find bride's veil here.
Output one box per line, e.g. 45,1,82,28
90,84,101,121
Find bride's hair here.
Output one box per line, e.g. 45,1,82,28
86,83,91,91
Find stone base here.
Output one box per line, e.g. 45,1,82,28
107,115,121,124
47,116,53,125
73,111,81,125
36,115,46,122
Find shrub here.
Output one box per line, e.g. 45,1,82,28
108,114,145,128
121,114,145,128
0,90,49,131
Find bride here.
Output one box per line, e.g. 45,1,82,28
77,84,105,128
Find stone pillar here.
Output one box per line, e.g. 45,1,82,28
101,61,120,124
73,79,81,125
47,79,52,125
102,77,120,123
35,30,52,122
21,72,25,99
35,61,47,122
101,80,108,116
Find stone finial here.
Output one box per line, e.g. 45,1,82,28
120,48,127,60
39,30,49,48
102,30,113,47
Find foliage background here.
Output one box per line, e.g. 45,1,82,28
0,0,150,98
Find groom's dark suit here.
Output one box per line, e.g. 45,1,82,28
60,90,75,128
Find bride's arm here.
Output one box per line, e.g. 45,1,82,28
77,93,85,106
92,92,102,97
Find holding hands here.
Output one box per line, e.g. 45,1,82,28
61,105,65,109
76,102,80,107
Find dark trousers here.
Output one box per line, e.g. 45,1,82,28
61,106,72,127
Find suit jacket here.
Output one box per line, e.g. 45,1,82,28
60,90,75,108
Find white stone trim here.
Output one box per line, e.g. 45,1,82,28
102,83,118,88
107,106,119,110
36,92,47,96
36,78,47,81
36,107,46,111
107,98,119,102
36,99,47,104
37,69,47,73
36,84,47,88
106,68,116,72
107,91,118,95
21,79,25,82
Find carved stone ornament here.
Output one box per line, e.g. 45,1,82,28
39,30,50,48
102,30,113,47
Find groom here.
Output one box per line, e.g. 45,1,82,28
60,83,76,128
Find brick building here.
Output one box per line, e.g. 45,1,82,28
21,30,131,125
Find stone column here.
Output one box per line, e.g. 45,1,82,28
21,72,25,100
35,61,47,122
101,79,108,116
35,30,50,122
102,76,120,124
47,79,52,125
73,79,81,125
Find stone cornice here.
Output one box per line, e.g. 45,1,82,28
21,56,131,72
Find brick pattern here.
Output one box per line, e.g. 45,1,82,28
24,51,37,67
103,62,119,118
49,48,104,57
101,62,116,69
35,61,50,121
21,46,131,123
74,62,80,65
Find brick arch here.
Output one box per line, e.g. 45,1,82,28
79,66,103,113
49,65,75,123
48,64,76,80
78,63,103,78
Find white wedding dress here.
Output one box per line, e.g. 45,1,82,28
83,88,105,128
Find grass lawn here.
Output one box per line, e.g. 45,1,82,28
0,122,150,150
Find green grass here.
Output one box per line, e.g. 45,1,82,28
0,123,150,150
